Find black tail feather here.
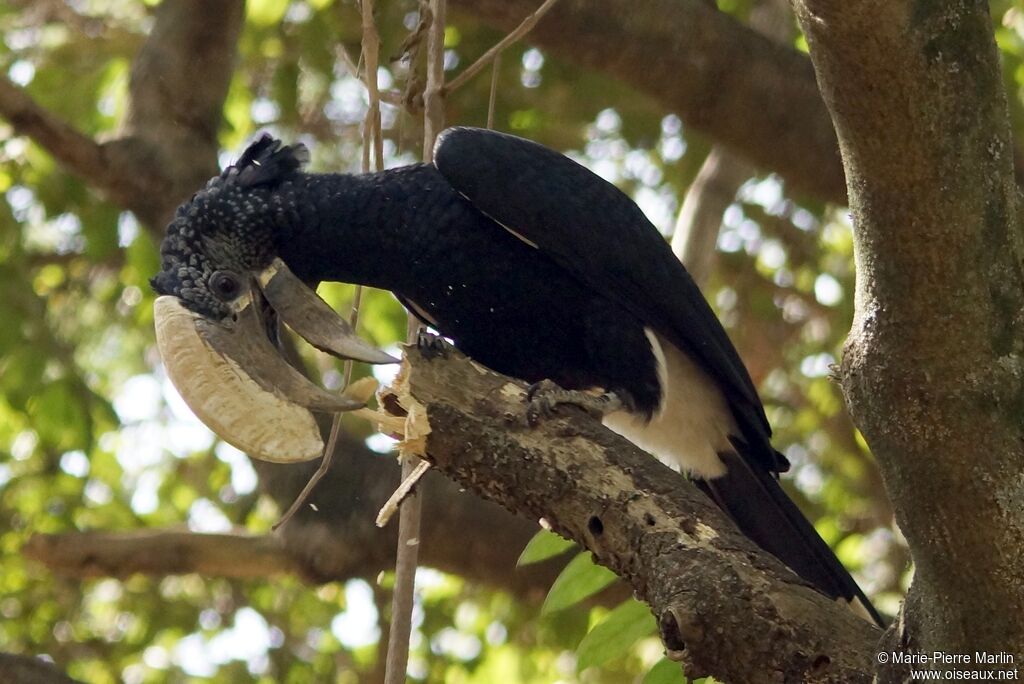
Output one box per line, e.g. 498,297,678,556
695,451,884,627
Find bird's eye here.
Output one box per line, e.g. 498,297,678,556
209,270,242,301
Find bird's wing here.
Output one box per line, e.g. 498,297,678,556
434,127,773,456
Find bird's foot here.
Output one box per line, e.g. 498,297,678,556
416,329,453,360
525,379,623,426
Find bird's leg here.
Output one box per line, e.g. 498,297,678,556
415,329,454,360
525,379,624,426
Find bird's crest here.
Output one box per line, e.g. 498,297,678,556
220,134,310,190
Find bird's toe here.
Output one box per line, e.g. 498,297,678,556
416,330,453,359
525,380,621,425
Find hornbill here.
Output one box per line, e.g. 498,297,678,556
151,128,881,625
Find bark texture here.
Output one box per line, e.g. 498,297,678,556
791,0,1024,677
392,346,881,684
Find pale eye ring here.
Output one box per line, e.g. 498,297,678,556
209,270,242,301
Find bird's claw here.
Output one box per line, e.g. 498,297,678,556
525,379,562,426
525,380,621,426
416,330,453,360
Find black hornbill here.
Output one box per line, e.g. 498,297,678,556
151,128,881,625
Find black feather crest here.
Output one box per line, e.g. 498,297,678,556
225,133,309,189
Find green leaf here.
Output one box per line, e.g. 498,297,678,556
517,528,575,567
642,658,687,684
576,598,656,670
541,551,617,615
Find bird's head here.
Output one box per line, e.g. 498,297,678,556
151,135,395,463
151,134,306,322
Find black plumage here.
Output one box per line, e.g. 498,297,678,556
152,128,881,625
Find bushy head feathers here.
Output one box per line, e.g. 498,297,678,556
151,134,309,317
223,134,310,189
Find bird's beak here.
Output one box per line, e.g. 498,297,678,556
257,258,397,365
153,262,394,463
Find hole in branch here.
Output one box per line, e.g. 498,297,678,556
659,610,687,652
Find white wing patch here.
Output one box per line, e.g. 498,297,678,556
603,329,735,479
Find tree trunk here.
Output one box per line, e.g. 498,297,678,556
792,1,1024,678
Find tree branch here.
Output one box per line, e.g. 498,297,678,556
390,346,880,683
0,76,107,183
23,437,594,604
115,0,245,230
443,0,561,95
449,0,846,202
23,531,302,580
792,0,1024,676
671,146,753,287
671,0,792,287
0,76,165,223
0,654,84,684
0,0,245,233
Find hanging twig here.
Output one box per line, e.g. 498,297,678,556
421,0,447,160
271,412,345,531
273,0,389,533
339,42,404,107
384,445,426,683
376,459,433,527
392,1,431,66
352,0,384,385
396,0,430,116
382,2,445,682
271,377,382,531
337,43,362,81
486,53,500,130
361,0,385,174
442,0,560,96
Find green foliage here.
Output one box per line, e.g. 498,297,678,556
516,528,575,567
576,599,655,671
642,658,689,684
540,552,617,616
